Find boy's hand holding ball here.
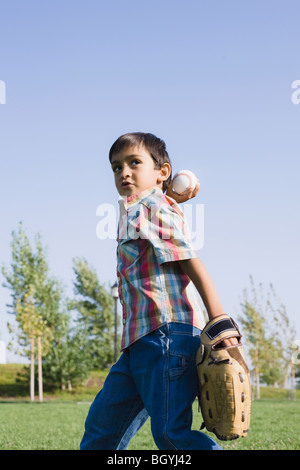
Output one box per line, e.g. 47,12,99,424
166,170,200,203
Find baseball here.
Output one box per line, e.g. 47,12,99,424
172,170,198,196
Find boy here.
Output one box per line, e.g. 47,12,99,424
80,132,236,450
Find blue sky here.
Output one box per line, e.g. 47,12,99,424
1,0,299,360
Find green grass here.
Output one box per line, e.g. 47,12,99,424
0,364,299,450
128,399,300,451
0,401,88,450
0,399,299,450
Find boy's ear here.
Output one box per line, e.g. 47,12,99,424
157,163,172,184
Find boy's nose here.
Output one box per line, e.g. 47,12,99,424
121,164,131,179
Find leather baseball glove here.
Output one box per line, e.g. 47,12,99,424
196,314,251,441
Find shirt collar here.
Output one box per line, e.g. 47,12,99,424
118,187,163,210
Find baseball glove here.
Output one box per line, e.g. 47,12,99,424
196,314,251,441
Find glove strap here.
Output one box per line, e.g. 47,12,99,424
205,317,236,340
201,314,241,347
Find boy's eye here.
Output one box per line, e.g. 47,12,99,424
112,165,122,173
111,159,141,173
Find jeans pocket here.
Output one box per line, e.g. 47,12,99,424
168,327,201,381
168,354,195,380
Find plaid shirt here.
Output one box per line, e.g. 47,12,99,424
117,187,206,350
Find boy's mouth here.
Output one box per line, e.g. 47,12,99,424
121,181,133,188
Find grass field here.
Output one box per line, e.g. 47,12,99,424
0,365,299,450
0,399,299,450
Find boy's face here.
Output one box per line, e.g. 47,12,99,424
110,145,171,197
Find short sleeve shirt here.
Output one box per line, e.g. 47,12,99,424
117,187,206,350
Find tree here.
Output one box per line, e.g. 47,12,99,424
2,222,69,397
267,284,296,393
239,296,267,399
42,325,91,391
70,257,116,369
2,223,116,393
15,285,53,401
294,354,300,389
2,222,68,335
239,276,296,399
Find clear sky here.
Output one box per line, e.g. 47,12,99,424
1,0,299,360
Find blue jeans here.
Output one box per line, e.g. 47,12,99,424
80,322,222,450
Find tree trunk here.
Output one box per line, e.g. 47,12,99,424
255,368,260,400
30,337,35,401
289,357,296,399
37,336,43,402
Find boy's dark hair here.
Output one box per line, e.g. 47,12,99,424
109,132,172,192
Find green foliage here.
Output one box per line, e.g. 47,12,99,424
0,364,29,397
1,223,117,393
1,222,68,357
1,224,92,392
239,276,296,397
70,257,116,369
42,327,92,391
15,285,53,356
